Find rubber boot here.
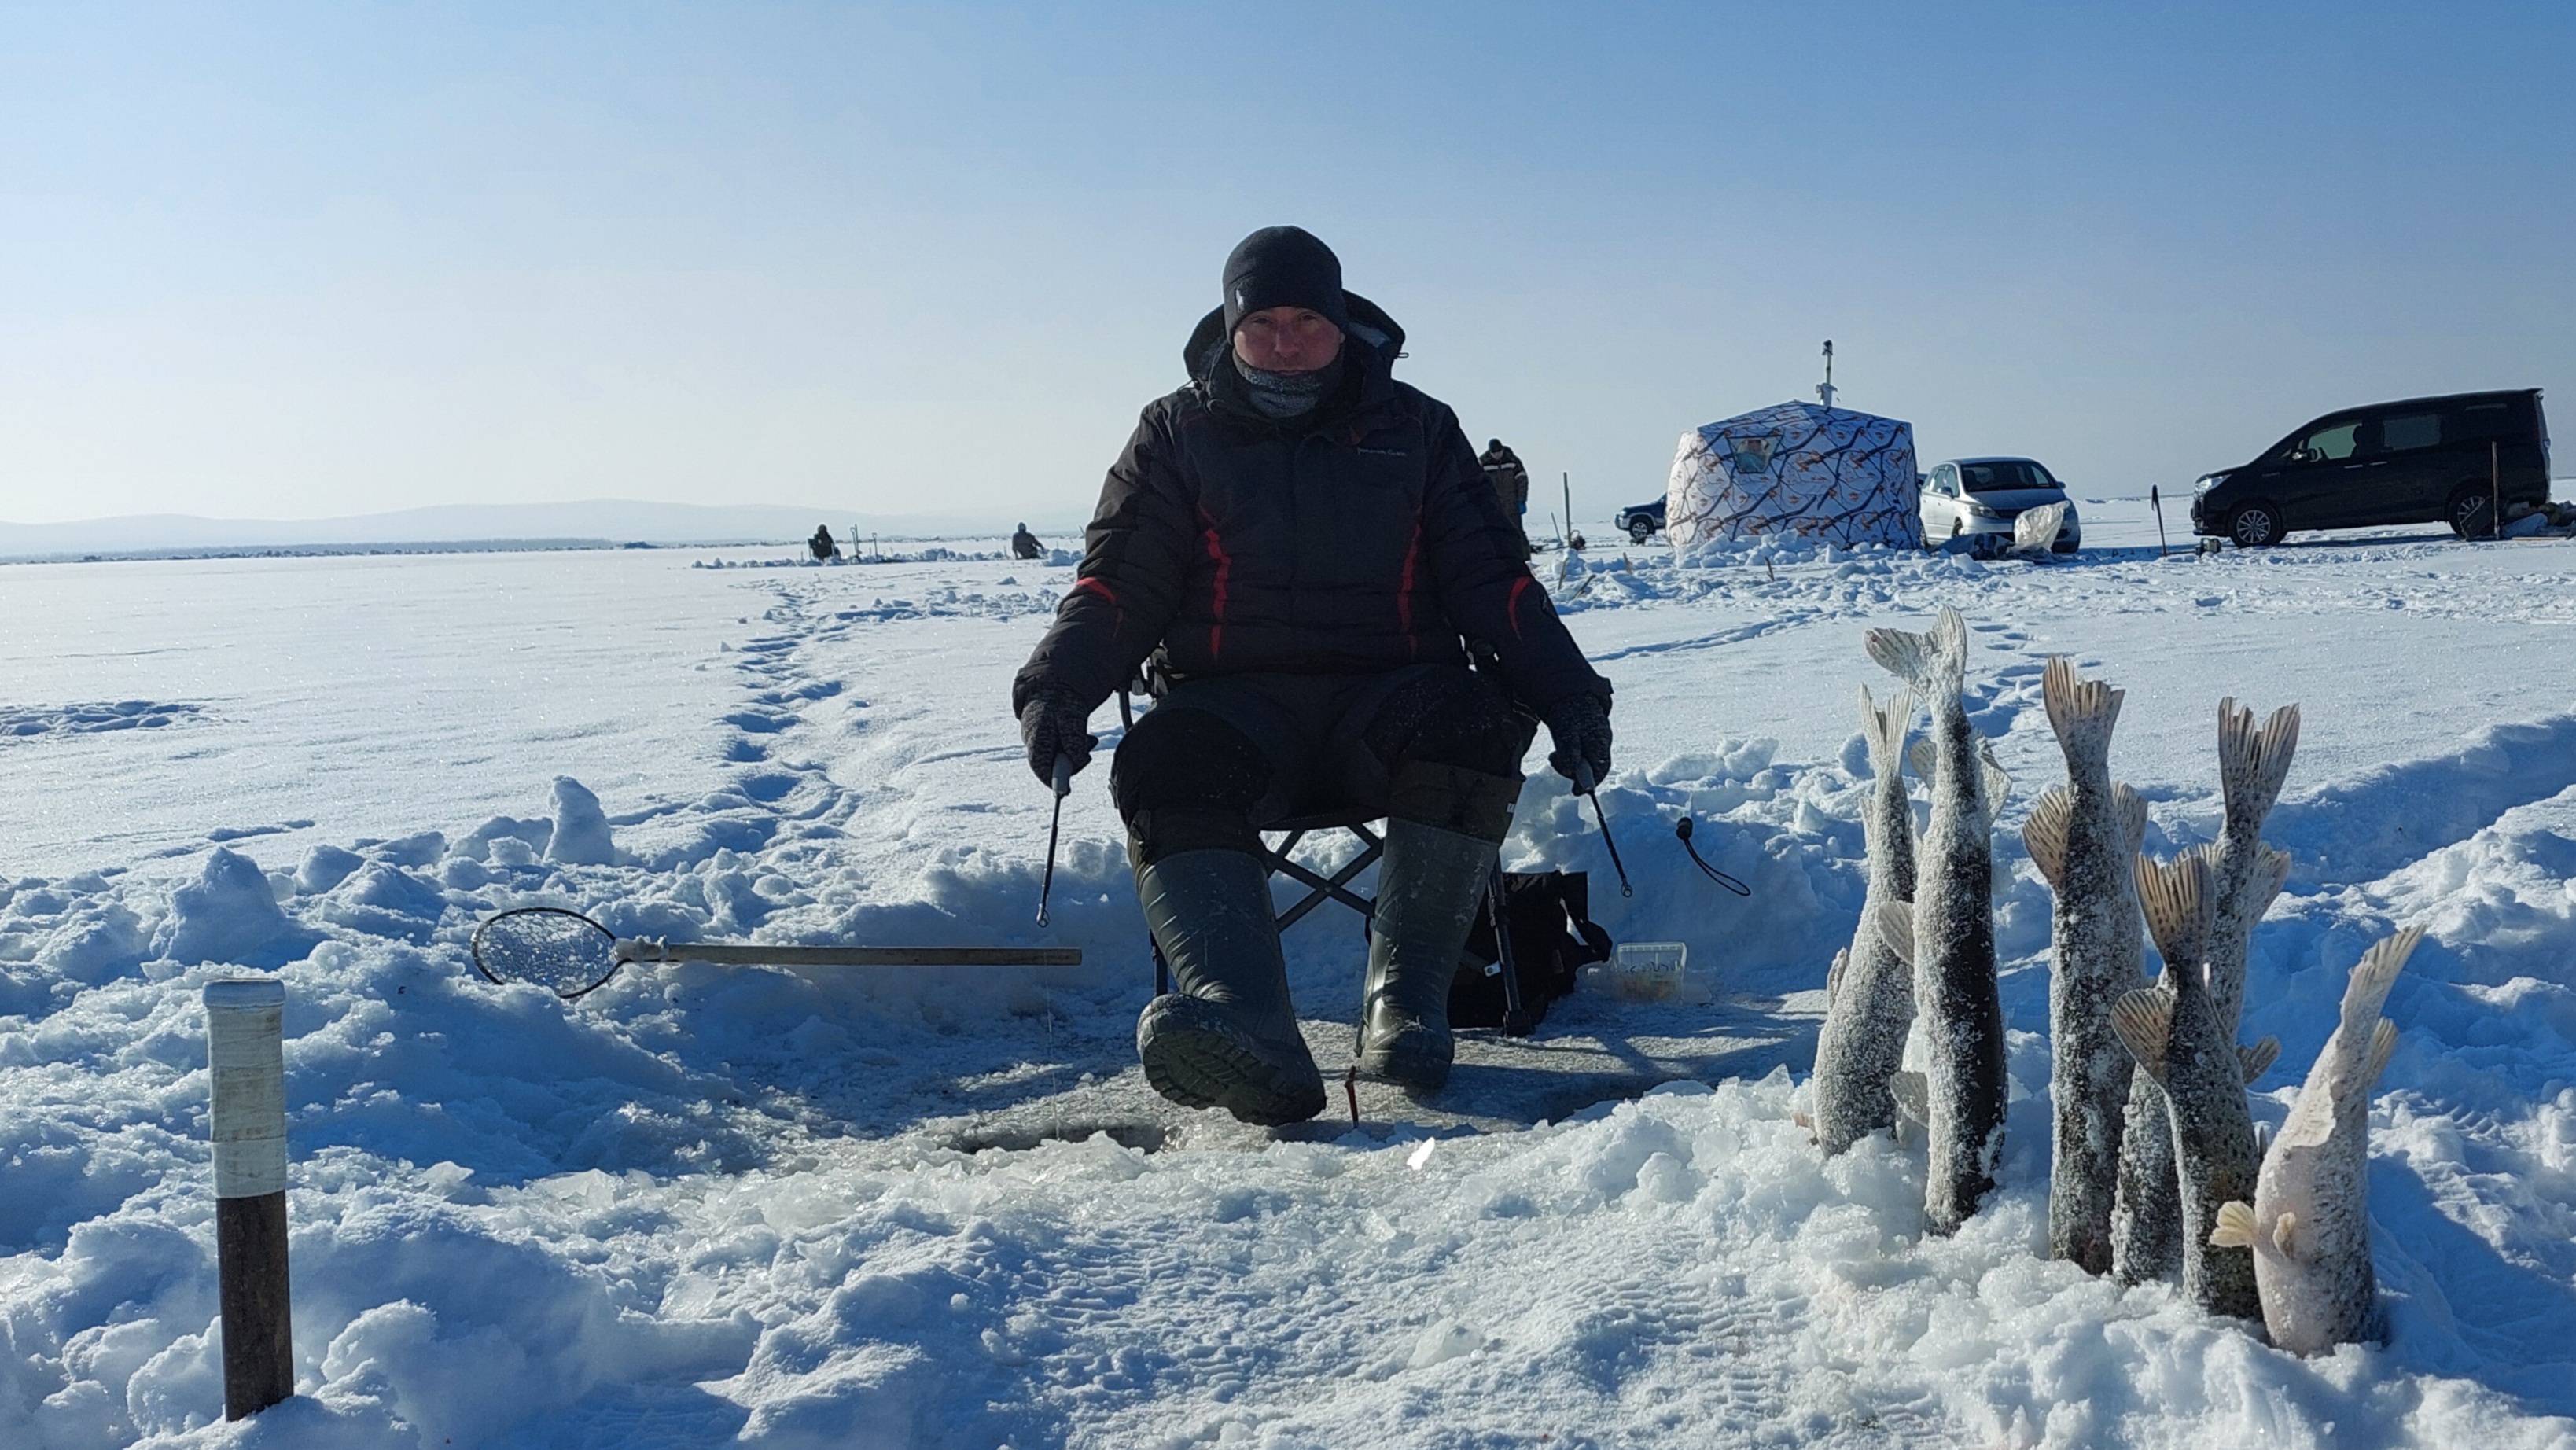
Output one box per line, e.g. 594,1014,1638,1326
1134,850,1326,1125
1360,818,1499,1092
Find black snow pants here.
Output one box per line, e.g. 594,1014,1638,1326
1110,664,1531,868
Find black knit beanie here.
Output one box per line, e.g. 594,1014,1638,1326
1221,226,1349,337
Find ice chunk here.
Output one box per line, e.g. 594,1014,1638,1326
546,778,617,865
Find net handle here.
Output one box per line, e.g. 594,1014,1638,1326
613,940,1081,968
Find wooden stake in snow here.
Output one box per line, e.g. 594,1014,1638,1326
205,978,293,1420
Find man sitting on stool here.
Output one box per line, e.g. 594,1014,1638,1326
1012,226,1612,1125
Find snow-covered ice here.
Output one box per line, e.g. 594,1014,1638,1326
2,503,2573,1447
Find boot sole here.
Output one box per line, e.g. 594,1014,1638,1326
1137,995,1326,1126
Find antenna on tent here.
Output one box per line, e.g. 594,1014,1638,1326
1816,340,1837,410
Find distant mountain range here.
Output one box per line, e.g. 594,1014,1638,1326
0,499,1030,558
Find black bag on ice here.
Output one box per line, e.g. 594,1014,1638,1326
1448,870,1614,1032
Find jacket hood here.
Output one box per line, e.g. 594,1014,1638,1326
1183,290,1406,385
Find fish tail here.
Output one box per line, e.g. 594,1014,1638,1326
1857,683,1915,776
1871,899,1916,966
2134,851,2215,972
1978,745,2012,826
2114,782,2150,858
1907,739,1937,785
2365,1019,2398,1088
2041,656,2125,767
2340,926,2418,1031
2338,926,2420,1086
2217,698,2302,837
2249,845,2293,918
1864,607,1968,697
2110,988,2174,1082
2023,787,2070,889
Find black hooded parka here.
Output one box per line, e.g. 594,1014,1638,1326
1012,295,1607,721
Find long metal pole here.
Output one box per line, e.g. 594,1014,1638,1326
2151,485,2169,558
207,979,293,1421
615,942,1083,967
2492,441,2502,539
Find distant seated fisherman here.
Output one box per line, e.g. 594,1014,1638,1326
1012,226,1612,1124
808,524,837,561
1010,522,1046,561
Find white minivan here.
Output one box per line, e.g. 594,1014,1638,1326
1918,457,2081,554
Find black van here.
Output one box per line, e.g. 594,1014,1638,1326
2190,390,2549,546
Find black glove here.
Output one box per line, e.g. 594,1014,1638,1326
1543,693,1613,789
1018,683,1097,788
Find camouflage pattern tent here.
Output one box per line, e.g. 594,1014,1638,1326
1665,402,1923,552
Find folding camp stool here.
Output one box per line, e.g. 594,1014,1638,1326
1119,688,1536,1037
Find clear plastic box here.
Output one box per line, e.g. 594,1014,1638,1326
1610,940,1691,1002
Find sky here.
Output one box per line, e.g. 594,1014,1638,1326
4,2,2571,528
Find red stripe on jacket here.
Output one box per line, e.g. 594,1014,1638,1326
1506,574,1535,641
1198,507,1231,660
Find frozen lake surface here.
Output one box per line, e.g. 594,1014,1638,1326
3,502,2573,1447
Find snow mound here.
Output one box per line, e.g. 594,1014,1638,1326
545,777,618,866
149,848,318,967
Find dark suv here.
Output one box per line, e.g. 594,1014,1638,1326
1615,497,1666,543
2191,390,2549,547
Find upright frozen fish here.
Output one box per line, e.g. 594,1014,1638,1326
1812,683,1919,1154
2212,926,2417,1353
2110,697,2294,1288
2112,851,2264,1321
2206,698,2301,1040
2023,657,2150,1275
1865,607,2008,1234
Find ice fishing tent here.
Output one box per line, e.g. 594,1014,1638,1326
1665,402,1923,552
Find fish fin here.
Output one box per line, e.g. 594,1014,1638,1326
1857,684,1915,776
2239,1036,2280,1083
1872,900,1915,966
1890,1069,1929,1125
2133,851,2214,970
1932,607,1970,690
2110,988,2173,1080
2041,656,2125,760
2364,1019,2398,1089
1865,625,1937,690
1825,948,1848,1007
2209,1199,2258,1249
2341,926,2422,1047
1907,739,1937,785
1866,609,1968,694
2217,698,2302,835
2247,845,2294,919
2273,1211,2299,1259
1978,745,2012,825
2114,782,2150,857
2253,1121,2272,1158
2022,788,2070,889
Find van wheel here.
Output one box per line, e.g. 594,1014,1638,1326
2448,487,2496,540
2228,503,2283,547
1628,519,1655,543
